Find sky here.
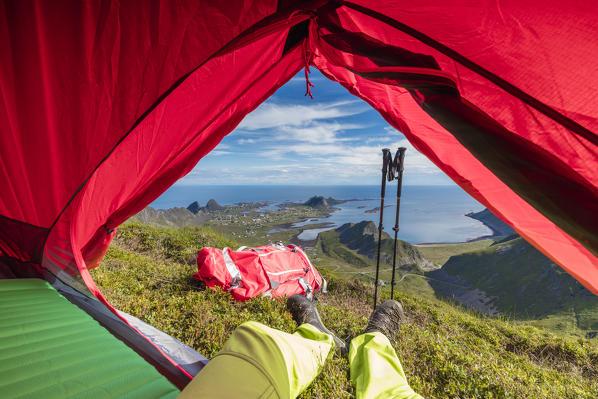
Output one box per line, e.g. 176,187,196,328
179,69,453,186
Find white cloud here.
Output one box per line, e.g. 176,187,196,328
180,96,448,185
237,138,256,144
209,150,232,156
233,104,368,147
181,152,448,185
238,100,367,130
280,121,362,144
259,137,439,176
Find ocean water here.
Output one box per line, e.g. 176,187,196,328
151,185,491,244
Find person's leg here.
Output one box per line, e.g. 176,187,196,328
286,294,347,354
178,321,334,399
349,300,423,399
349,331,422,399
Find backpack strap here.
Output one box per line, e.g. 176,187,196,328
261,280,279,298
296,276,313,300
261,277,314,300
320,278,328,294
222,247,242,290
288,244,323,291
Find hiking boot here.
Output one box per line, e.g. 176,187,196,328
365,300,405,342
287,294,347,355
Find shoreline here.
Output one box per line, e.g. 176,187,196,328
413,236,496,247
295,227,501,248
415,211,514,246
289,207,503,248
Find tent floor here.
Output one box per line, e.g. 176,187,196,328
0,279,180,398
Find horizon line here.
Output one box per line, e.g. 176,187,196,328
171,183,457,187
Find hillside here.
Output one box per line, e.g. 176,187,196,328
303,196,348,208
90,223,598,398
465,208,515,237
130,200,257,228
319,221,433,271
428,236,598,338
130,206,208,227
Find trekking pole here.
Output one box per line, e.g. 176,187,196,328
390,147,406,300
374,148,391,311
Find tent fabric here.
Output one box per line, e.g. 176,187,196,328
1,0,314,379
0,0,597,380
0,278,179,398
45,12,307,276
306,2,598,293
325,2,598,251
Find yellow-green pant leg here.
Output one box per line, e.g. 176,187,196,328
349,332,423,399
178,322,334,399
177,352,276,399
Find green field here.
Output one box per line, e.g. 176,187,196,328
415,239,495,267
90,223,598,398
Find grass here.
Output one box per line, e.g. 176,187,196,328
415,239,494,267
91,223,598,398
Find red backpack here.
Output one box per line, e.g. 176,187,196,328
194,244,326,302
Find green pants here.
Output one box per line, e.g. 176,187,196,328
179,321,422,399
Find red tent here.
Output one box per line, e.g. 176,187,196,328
1,0,597,380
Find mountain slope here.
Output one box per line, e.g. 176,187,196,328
319,221,433,270
428,236,598,337
303,196,347,208
130,206,208,227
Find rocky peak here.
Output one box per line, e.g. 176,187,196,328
304,196,329,208
205,199,224,211
187,201,201,214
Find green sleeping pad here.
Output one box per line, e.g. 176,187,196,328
0,279,180,399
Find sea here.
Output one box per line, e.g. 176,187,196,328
150,185,492,244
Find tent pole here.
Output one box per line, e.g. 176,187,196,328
390,148,406,300
374,148,391,311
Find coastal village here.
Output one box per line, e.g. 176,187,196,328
134,196,340,246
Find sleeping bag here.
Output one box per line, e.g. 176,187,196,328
194,244,326,301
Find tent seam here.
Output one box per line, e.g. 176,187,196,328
38,3,321,264
0,213,50,230
339,1,598,146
